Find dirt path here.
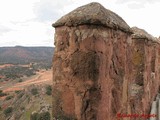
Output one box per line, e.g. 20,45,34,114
3,70,52,92
0,64,14,69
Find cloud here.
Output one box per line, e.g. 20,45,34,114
116,0,160,4
0,25,12,35
33,0,75,22
0,21,53,47
0,0,37,23
115,0,160,9
127,2,145,9
0,41,19,47
0,0,55,47
0,0,160,47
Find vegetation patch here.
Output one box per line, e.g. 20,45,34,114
30,111,51,120
3,107,13,116
5,95,14,101
15,90,22,94
0,90,7,97
45,85,52,96
17,92,25,99
31,88,39,95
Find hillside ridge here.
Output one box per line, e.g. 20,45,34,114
0,46,54,64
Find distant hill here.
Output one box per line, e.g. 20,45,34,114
0,46,54,64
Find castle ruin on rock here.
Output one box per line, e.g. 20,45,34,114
52,2,160,120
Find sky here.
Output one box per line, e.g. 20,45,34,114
0,0,160,47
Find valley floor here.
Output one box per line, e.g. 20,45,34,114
0,69,52,120
2,69,52,92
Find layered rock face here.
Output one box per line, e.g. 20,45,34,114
52,2,160,120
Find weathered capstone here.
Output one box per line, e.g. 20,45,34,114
131,27,157,41
52,2,160,120
53,2,131,33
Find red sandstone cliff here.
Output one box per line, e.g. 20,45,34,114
52,2,160,120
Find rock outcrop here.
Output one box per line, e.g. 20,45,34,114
52,2,160,120
129,27,160,117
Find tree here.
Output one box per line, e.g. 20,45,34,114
31,88,38,95
3,107,13,116
46,85,52,95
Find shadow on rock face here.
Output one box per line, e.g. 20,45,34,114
70,51,100,81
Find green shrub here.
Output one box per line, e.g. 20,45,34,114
30,112,39,120
3,107,13,116
18,79,23,82
5,95,14,100
38,111,51,120
17,92,24,98
15,90,22,94
0,90,7,97
31,88,38,95
30,111,51,120
46,85,52,95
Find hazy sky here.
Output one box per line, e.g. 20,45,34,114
0,0,160,47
